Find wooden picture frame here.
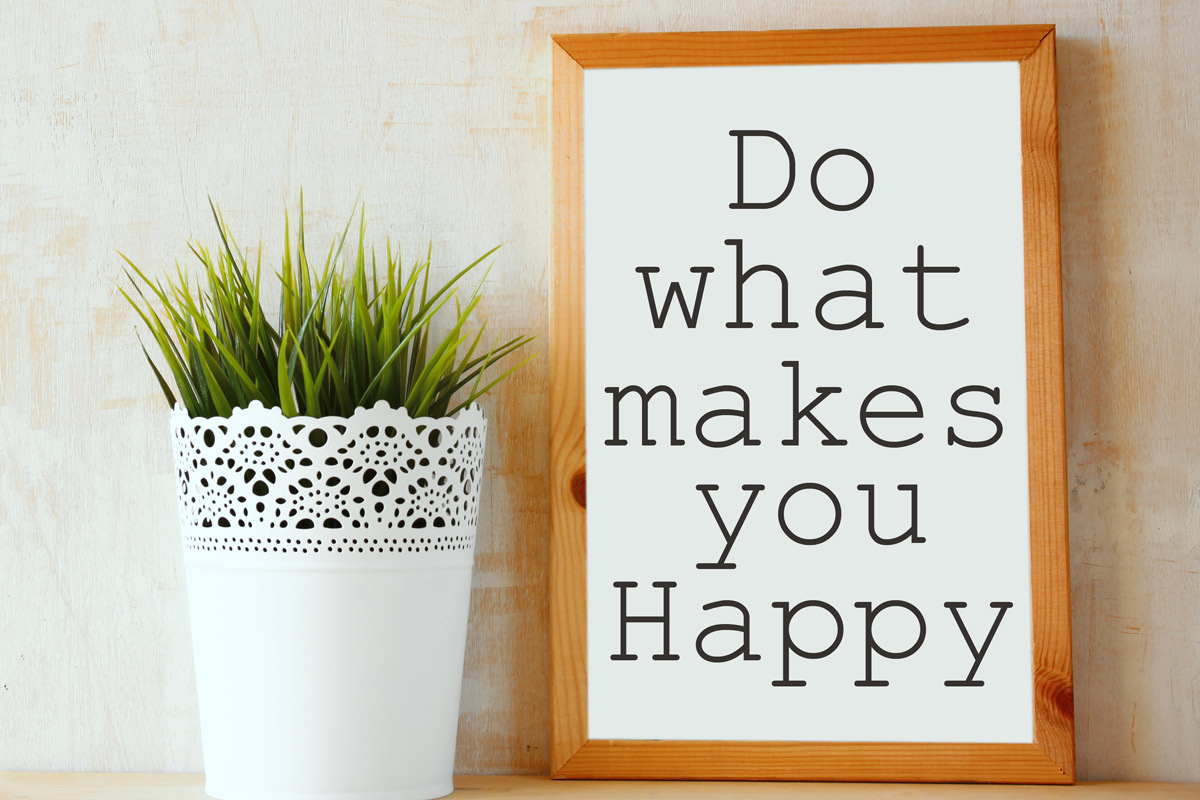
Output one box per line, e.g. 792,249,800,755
549,25,1072,784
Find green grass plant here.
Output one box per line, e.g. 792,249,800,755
120,198,534,419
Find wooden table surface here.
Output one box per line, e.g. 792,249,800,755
2,773,1198,799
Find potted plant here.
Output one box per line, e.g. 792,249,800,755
120,200,533,800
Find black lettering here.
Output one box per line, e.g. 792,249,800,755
901,245,969,330
695,484,764,570
772,600,844,686
816,264,884,330
696,600,762,662
724,239,799,329
782,362,846,446
610,581,680,662
948,385,1004,447
635,265,714,328
696,385,761,447
778,482,841,546
857,484,924,545
854,600,927,686
810,148,874,211
604,385,683,446
860,385,924,448
729,130,796,209
944,602,1013,686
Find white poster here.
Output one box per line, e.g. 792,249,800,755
583,62,1033,743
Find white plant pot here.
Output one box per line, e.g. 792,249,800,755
170,401,487,800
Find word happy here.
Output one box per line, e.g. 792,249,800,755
611,581,1013,688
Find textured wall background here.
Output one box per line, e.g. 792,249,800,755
0,0,1197,782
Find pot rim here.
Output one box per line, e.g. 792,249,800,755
169,399,485,426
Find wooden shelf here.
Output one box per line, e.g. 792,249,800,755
2,773,1198,799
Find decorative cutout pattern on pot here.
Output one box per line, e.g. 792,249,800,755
171,401,486,549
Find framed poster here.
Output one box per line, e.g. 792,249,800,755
549,25,1072,784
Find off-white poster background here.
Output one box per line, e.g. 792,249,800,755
584,62,1033,743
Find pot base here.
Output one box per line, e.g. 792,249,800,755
186,558,472,800
204,779,454,800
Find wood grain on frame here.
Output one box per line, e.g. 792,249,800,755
1018,30,1075,781
549,25,1072,784
550,40,589,775
553,25,1053,68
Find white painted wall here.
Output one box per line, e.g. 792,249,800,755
1,0,1197,781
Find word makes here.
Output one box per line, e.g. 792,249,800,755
606,363,1004,450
